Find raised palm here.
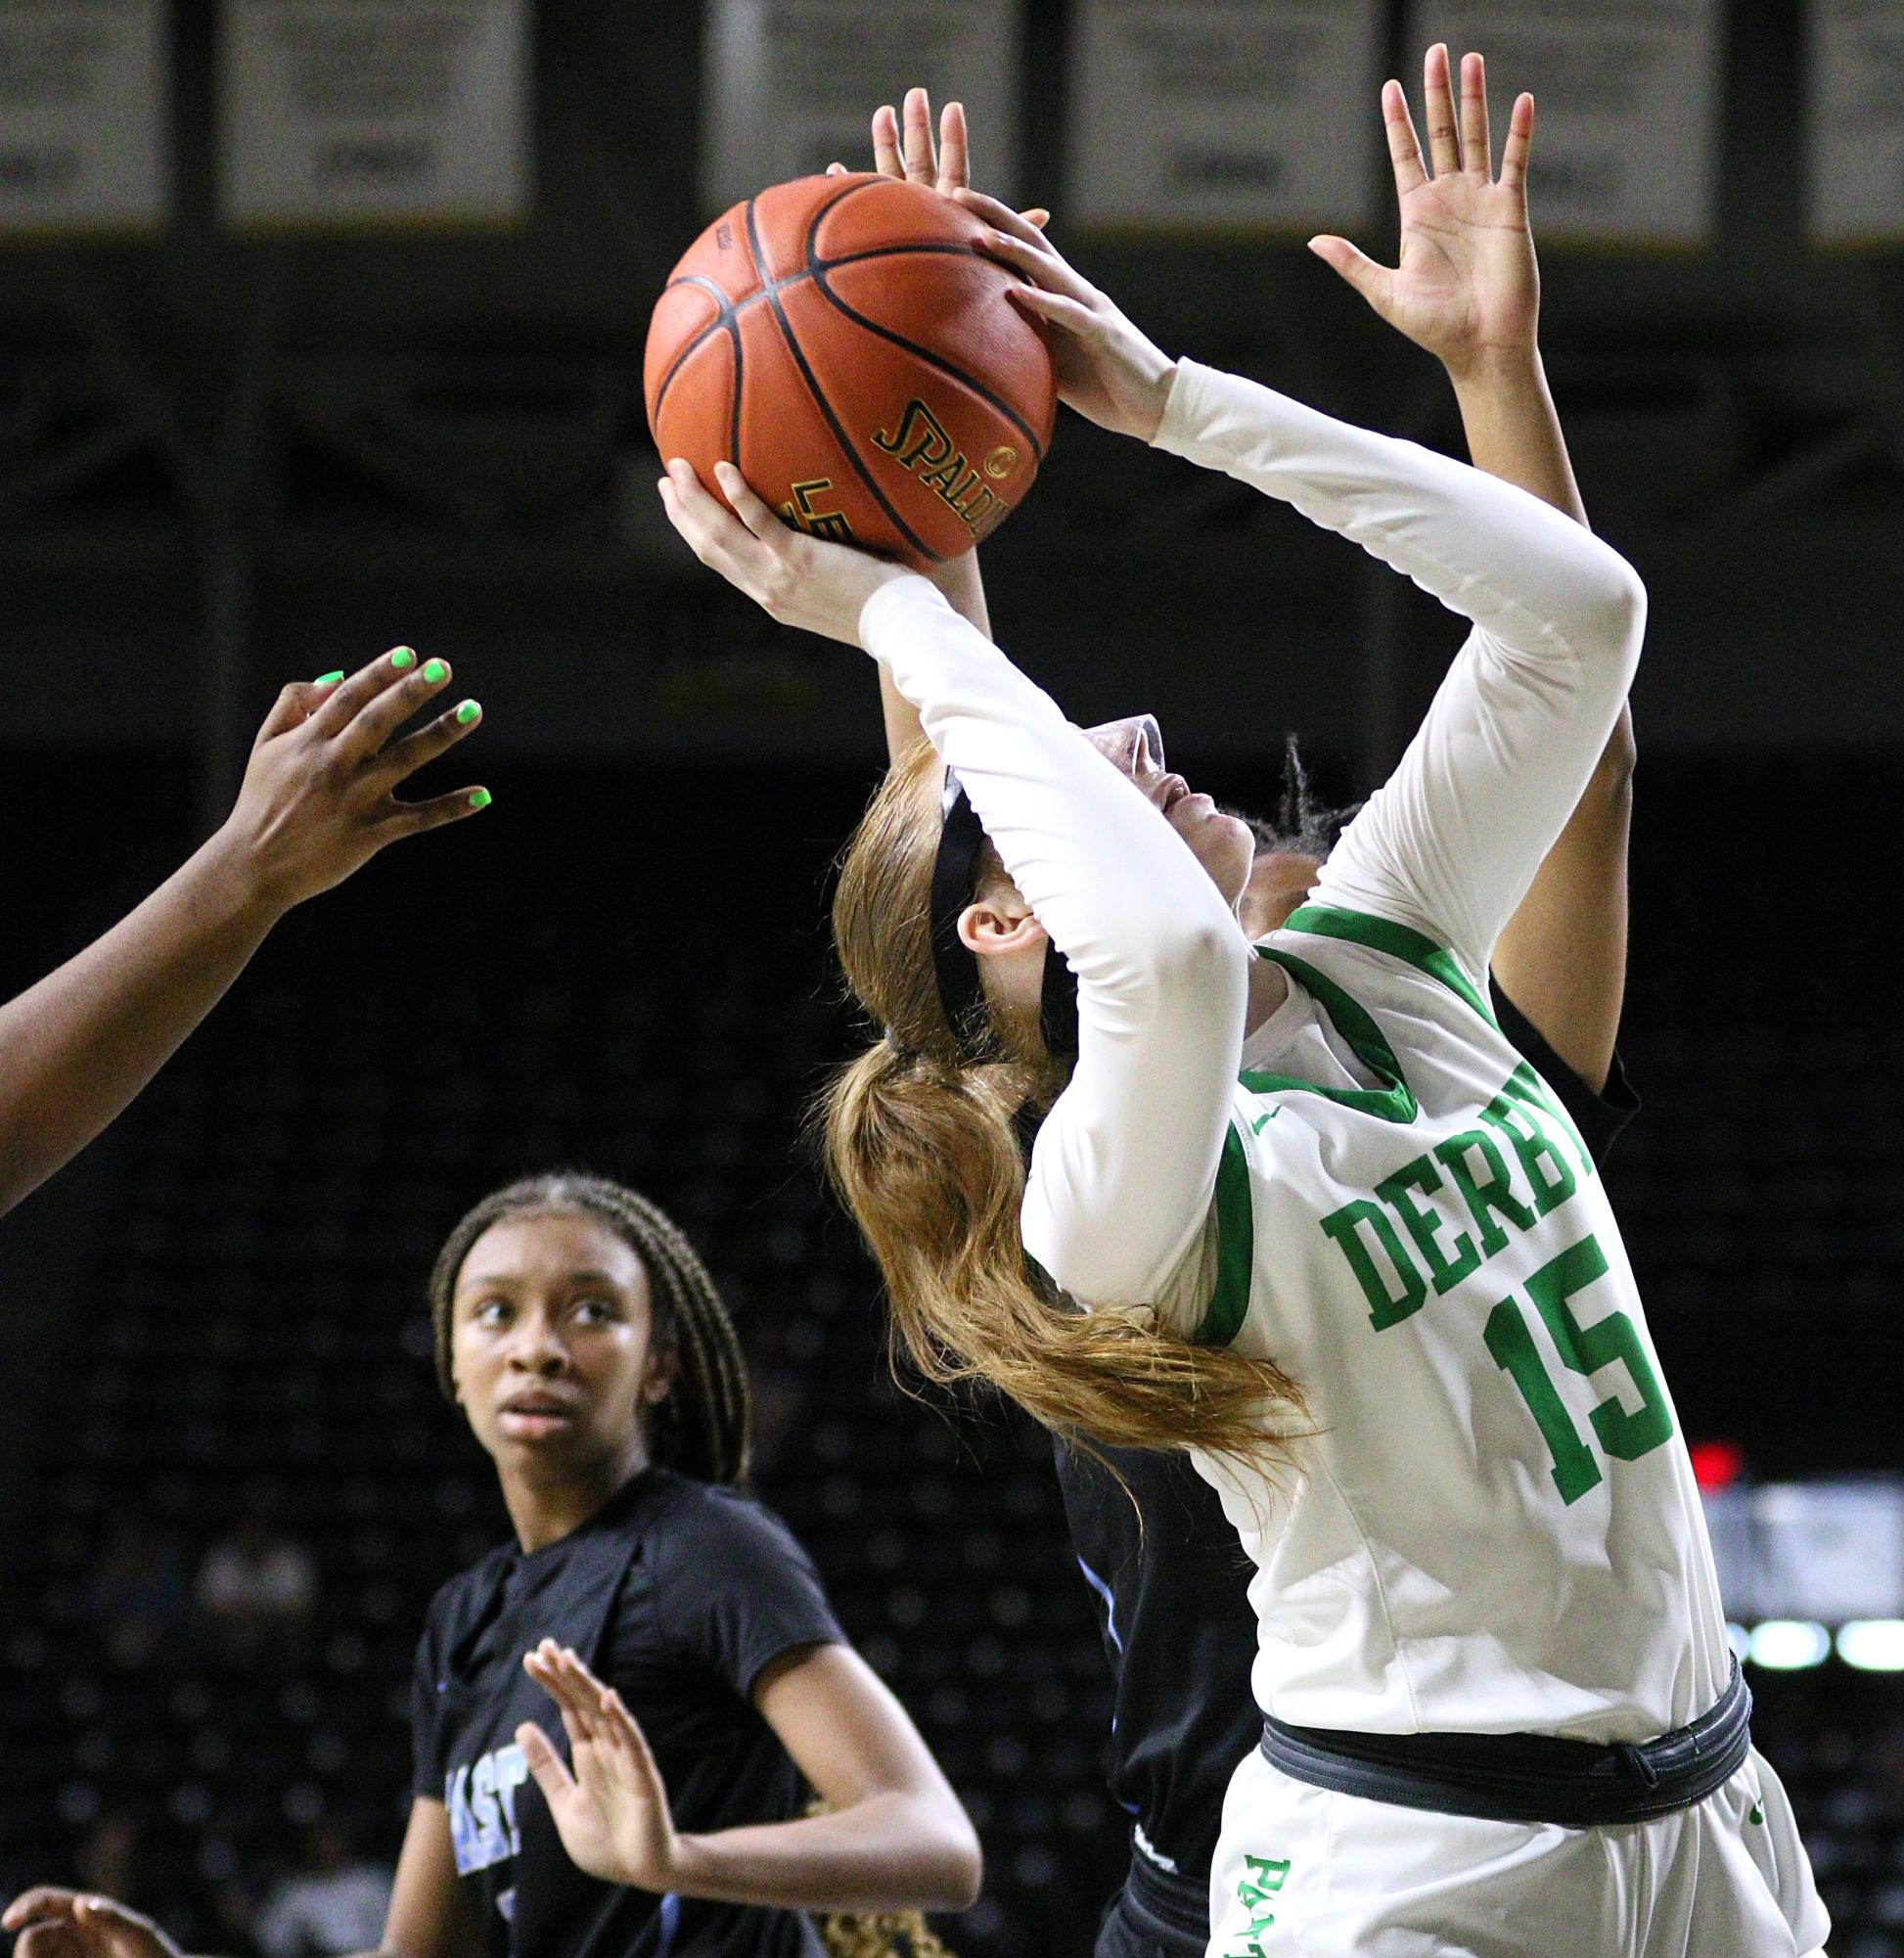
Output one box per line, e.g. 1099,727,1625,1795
518,1640,680,1890
1312,47,1539,380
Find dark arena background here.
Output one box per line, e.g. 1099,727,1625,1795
3,5,1903,1956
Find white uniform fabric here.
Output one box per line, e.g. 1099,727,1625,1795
857,358,1824,1953
1209,1745,1828,1957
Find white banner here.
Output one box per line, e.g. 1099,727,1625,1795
1808,0,1904,246
1407,0,1722,247
1066,0,1384,234
0,0,168,237
701,0,1020,212
219,0,529,229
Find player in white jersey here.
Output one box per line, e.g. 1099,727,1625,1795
655,110,1829,1958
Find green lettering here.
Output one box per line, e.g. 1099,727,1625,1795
1376,1154,1480,1295
1431,1128,1533,1253
1502,1061,1595,1177
1479,1093,1576,1217
1523,1236,1674,1464
1320,1199,1428,1330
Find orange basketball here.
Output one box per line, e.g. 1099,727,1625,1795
645,173,1056,571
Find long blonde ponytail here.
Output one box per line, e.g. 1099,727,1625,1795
820,747,1306,1467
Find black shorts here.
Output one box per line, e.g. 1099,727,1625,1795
1094,1853,1208,1958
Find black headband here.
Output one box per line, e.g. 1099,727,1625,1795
929,768,1079,1064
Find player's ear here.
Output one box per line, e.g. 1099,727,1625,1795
640,1343,679,1406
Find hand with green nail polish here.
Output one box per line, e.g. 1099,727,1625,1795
210,643,491,914
0,644,487,1221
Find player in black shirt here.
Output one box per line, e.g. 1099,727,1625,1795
6,1173,979,1958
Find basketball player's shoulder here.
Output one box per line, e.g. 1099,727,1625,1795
418,1537,515,1651
648,1472,811,1572
1265,900,1493,1025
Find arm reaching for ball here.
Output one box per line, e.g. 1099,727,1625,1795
0,649,487,1222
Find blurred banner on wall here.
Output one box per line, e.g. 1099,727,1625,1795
1704,1480,1904,1623
0,0,169,237
1065,0,1383,234
700,0,1020,211
1407,0,1721,247
218,0,529,229
1807,0,1904,247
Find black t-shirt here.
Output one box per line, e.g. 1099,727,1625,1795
1054,985,1638,1885
411,1469,844,1958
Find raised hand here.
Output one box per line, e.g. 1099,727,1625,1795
1,1890,182,1958
825,84,1051,245
958,190,1175,441
519,1639,680,1890
658,457,908,644
1308,45,1539,382
221,646,488,915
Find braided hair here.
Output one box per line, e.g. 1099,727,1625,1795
427,1172,751,1486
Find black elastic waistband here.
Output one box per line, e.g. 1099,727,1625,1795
1122,1842,1210,1940
1258,1661,1751,1828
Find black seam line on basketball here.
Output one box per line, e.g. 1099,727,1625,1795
810,269,1046,469
732,205,754,469
744,195,943,566
653,242,991,405
652,275,739,430
793,173,1046,463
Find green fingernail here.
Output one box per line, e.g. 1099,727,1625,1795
314,670,343,686
456,700,480,725
468,788,491,811
389,647,416,670
423,659,447,684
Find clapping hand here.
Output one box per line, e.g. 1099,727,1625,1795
518,1638,686,1891
1309,45,1540,383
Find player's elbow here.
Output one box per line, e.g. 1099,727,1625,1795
1148,912,1250,1012
930,1807,985,1913
931,1800,986,1910
1579,549,1648,684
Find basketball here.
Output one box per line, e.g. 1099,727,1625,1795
644,172,1057,570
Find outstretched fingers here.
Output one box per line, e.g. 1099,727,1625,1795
657,458,781,592
1458,51,1492,176
712,460,793,544
901,85,936,185
307,645,419,741
379,696,482,789
954,186,1055,254
516,1718,578,1804
1306,233,1392,312
1498,91,1535,197
937,99,969,196
1382,77,1428,200
524,1638,600,1744
871,103,902,179
1422,42,1461,177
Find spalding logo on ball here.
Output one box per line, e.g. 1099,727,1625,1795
644,172,1057,570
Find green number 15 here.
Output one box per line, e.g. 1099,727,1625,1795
1481,1233,1674,1506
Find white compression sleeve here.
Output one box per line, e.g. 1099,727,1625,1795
859,575,1248,1309
1153,359,1647,983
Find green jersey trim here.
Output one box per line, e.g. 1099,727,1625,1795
1284,903,1498,1029
1194,1122,1255,1347
1242,948,1420,1125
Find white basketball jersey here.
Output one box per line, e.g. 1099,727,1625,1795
1185,902,1732,1746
